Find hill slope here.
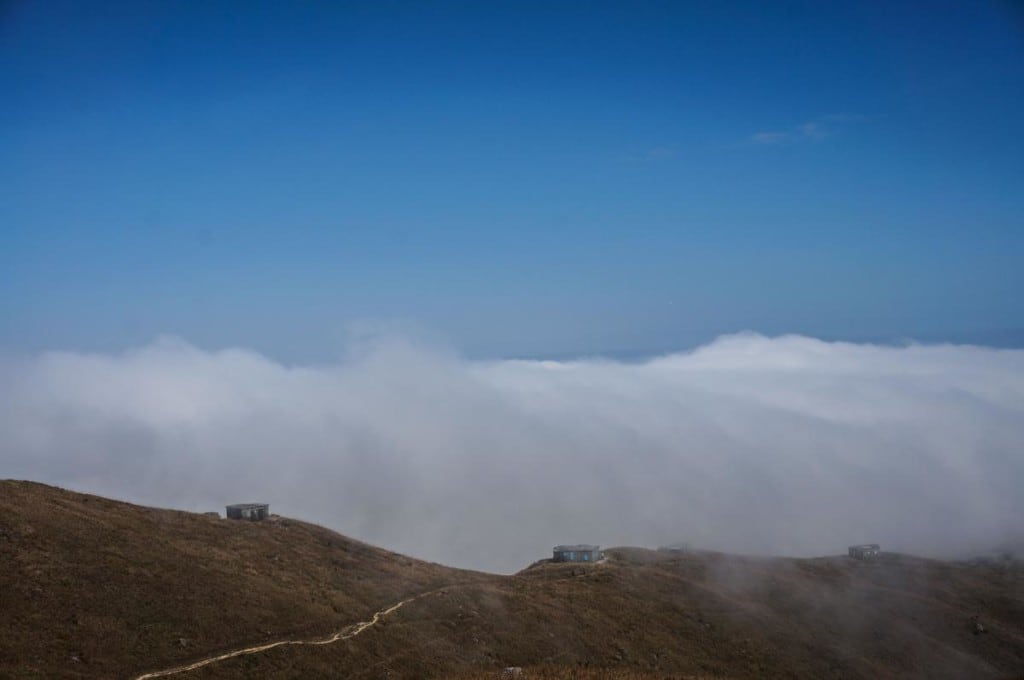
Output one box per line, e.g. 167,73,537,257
2,481,1023,679
0,481,489,678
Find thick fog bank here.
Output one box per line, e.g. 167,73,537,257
2,333,1022,573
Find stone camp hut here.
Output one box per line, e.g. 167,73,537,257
552,544,601,562
848,543,881,560
226,503,269,521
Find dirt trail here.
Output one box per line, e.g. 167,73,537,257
132,563,603,679
132,590,434,679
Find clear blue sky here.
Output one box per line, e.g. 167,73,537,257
2,1,1023,359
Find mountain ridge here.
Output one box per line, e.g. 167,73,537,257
2,480,1022,679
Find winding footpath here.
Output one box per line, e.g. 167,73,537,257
132,590,434,679
132,563,603,679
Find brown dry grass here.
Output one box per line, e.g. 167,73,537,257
0,480,489,678
453,667,721,679
2,481,1024,679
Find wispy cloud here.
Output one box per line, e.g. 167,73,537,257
750,113,863,145
2,333,1022,573
797,121,826,140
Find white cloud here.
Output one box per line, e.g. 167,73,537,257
2,333,1023,573
797,121,826,140
750,113,862,145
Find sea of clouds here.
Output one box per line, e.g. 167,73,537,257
2,332,1023,573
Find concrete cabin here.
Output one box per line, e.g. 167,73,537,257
553,544,600,563
226,503,269,521
848,544,881,560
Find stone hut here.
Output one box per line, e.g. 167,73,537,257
552,544,601,562
226,503,269,521
848,544,881,560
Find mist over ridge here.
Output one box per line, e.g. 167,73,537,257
2,332,1022,573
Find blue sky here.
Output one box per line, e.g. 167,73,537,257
2,1,1023,359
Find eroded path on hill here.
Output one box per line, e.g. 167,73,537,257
132,562,605,679
132,589,436,679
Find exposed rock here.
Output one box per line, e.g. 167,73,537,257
970,615,988,635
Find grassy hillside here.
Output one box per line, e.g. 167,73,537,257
187,549,1024,679
0,481,489,679
2,481,1023,679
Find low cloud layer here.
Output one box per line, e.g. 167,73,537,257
2,333,1022,573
